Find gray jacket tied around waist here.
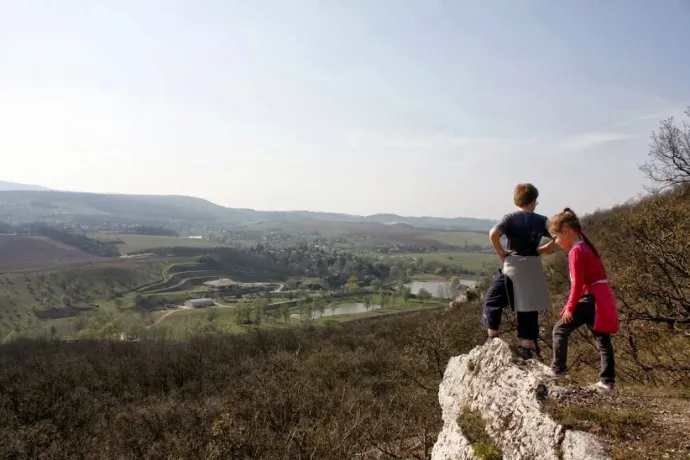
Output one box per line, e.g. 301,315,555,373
501,254,551,312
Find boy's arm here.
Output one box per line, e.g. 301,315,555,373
539,217,556,254
489,227,510,261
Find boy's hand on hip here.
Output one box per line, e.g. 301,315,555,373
561,310,573,323
499,249,513,261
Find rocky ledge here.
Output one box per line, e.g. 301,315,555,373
431,339,609,460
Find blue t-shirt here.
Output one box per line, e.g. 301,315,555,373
494,211,551,257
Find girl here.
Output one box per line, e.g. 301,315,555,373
547,208,619,390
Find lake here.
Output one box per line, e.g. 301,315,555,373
291,302,382,320
405,280,477,298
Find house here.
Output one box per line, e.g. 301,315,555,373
204,278,241,291
185,298,216,308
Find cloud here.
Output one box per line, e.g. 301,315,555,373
558,131,638,153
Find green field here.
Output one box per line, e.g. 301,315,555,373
89,233,228,255
374,251,499,272
419,231,489,247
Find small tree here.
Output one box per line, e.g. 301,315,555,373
344,281,359,294
281,305,291,323
418,288,432,305
640,107,690,189
449,276,461,297
370,279,382,292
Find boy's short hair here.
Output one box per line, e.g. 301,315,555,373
514,183,539,207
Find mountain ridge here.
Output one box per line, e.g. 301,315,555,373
0,186,496,231
0,180,51,192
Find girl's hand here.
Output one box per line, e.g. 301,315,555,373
561,310,573,323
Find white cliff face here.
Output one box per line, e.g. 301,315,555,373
431,339,609,460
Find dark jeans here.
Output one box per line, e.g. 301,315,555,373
482,271,539,340
552,295,615,385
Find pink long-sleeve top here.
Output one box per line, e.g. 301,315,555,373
565,241,619,334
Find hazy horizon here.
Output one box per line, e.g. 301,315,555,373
1,1,689,220
0,179,501,220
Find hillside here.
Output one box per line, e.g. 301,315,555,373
0,189,496,231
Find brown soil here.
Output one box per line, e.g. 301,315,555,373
0,235,105,272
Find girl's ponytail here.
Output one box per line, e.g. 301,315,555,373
581,233,600,259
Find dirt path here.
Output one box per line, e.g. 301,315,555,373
147,306,193,328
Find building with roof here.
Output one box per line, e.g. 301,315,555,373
204,278,241,291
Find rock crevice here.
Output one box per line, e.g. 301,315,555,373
431,339,609,460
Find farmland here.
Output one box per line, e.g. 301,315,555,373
419,230,490,248
221,219,492,251
0,235,105,272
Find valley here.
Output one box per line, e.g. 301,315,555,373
1,108,689,459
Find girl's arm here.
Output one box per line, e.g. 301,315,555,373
563,245,586,314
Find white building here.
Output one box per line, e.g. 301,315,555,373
185,298,216,308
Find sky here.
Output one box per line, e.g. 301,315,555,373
1,1,689,219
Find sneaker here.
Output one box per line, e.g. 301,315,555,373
533,341,541,359
546,369,568,380
518,346,533,360
591,381,614,392
485,336,499,344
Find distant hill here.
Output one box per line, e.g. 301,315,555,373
0,181,51,192
0,190,497,231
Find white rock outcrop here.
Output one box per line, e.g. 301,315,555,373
431,339,609,460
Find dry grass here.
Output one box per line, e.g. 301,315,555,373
545,385,690,459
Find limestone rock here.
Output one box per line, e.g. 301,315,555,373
431,339,609,460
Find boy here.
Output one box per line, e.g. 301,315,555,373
482,183,556,359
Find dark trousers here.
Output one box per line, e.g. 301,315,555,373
482,271,539,340
552,295,615,385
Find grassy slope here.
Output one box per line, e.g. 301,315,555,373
0,260,167,337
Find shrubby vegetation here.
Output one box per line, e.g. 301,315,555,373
0,304,486,460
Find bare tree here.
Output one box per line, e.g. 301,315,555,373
640,107,690,189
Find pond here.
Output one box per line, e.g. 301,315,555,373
405,279,477,298
290,302,382,320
